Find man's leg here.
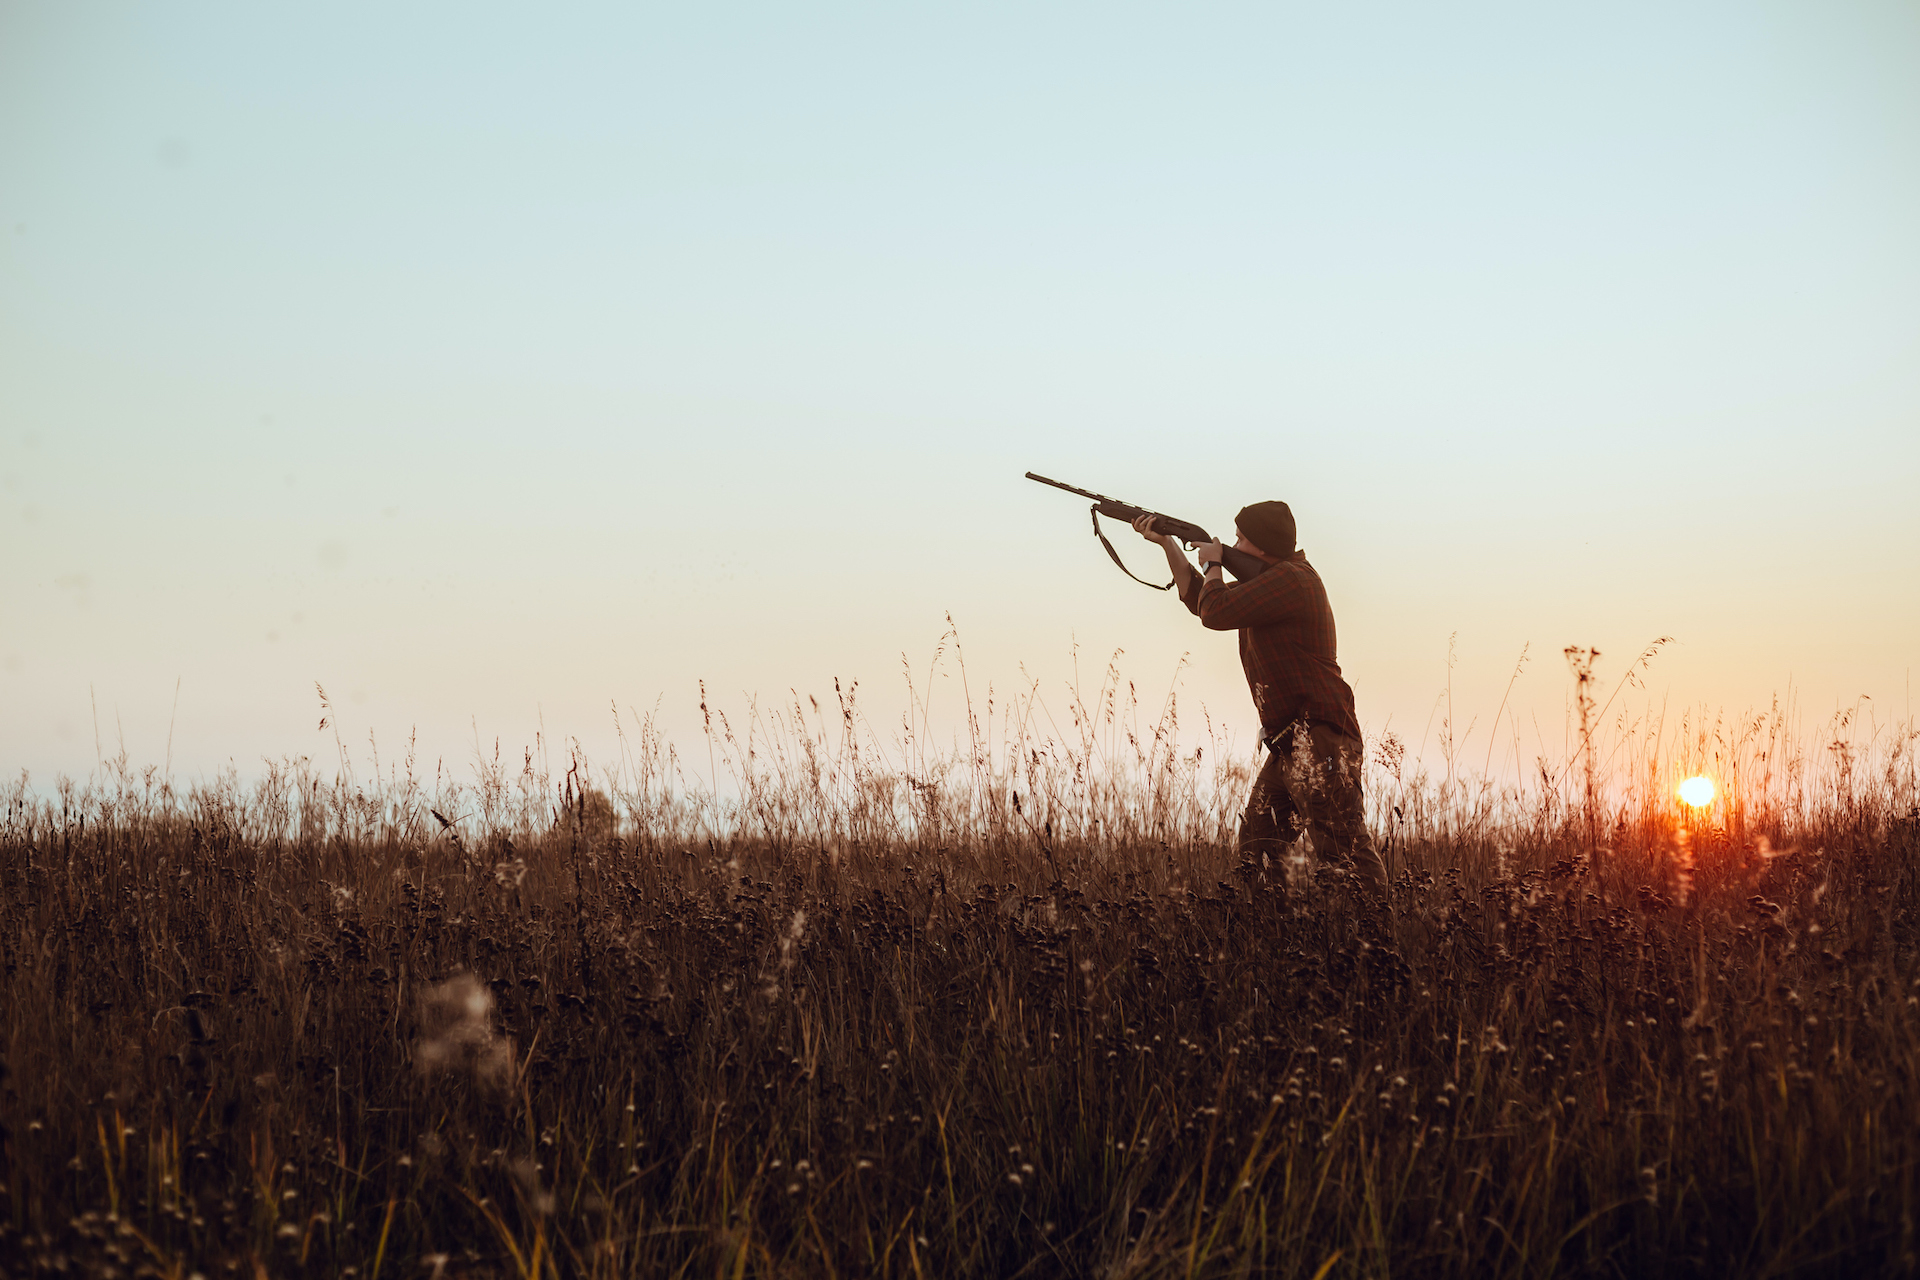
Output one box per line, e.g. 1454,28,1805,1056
1287,722,1390,899
1237,742,1301,880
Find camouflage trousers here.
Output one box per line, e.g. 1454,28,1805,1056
1239,720,1390,896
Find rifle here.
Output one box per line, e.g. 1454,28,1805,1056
1024,472,1270,589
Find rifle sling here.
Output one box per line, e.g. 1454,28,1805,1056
1090,505,1175,591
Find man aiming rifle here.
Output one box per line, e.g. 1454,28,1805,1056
1024,472,1387,899
1130,499,1389,898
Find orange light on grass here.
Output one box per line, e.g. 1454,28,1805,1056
1678,775,1716,808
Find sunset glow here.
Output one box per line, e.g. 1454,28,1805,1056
1679,775,1717,808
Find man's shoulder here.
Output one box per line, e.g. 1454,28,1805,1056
1224,555,1330,623
1255,553,1322,589
1284,552,1331,586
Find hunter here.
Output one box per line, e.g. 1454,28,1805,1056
1132,503,1389,896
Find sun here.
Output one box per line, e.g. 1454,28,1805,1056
1678,775,1716,808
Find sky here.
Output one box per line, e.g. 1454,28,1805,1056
3,1,1917,793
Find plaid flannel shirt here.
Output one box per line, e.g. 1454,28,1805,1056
1180,551,1362,742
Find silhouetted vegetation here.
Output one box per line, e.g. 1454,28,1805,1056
4,656,1917,1276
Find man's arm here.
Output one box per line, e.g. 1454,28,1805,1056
1131,514,1198,599
1194,563,1312,631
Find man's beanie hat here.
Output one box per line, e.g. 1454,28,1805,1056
1235,501,1296,558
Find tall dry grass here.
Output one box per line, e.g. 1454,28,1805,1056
3,649,1918,1277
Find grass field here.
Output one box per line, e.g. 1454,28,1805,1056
4,659,1918,1277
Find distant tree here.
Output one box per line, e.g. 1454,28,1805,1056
569,786,620,848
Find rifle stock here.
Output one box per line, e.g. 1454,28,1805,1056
1214,544,1270,583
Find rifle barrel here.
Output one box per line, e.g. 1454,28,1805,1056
1024,471,1114,504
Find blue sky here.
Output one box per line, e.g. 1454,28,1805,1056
3,1,1916,786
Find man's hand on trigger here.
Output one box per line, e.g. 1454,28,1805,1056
1131,513,1173,545
1194,540,1224,569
